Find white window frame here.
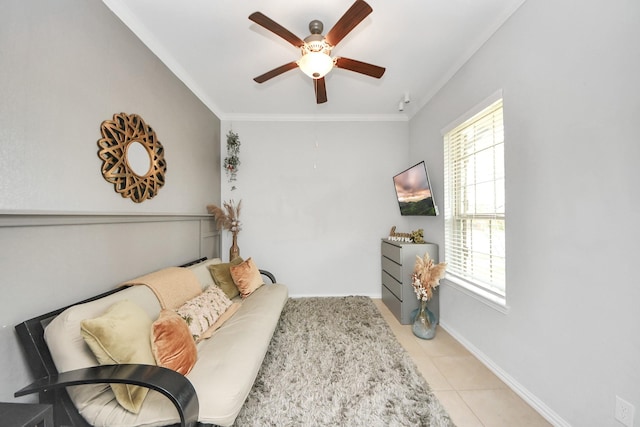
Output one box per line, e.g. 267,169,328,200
441,90,507,311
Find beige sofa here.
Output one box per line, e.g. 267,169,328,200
17,258,288,427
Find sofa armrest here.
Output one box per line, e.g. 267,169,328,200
15,364,198,427
259,269,276,284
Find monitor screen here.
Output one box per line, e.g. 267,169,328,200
393,161,438,216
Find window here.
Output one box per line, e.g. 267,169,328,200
443,94,506,306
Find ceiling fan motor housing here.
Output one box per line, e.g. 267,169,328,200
302,33,332,54
309,19,323,35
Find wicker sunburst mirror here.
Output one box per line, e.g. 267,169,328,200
97,113,167,203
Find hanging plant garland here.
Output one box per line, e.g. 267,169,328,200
224,130,241,189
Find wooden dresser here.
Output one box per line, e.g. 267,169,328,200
381,239,440,324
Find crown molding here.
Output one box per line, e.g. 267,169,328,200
221,113,409,122
411,0,528,118
101,0,224,118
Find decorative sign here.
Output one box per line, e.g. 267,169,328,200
388,226,413,242
387,226,425,243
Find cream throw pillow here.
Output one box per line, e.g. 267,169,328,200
230,257,264,298
80,299,156,414
176,285,237,342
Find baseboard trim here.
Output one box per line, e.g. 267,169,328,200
439,320,571,427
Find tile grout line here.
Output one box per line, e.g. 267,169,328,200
374,301,485,426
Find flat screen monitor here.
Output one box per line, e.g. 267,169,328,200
393,161,438,216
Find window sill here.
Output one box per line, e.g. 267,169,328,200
443,274,510,314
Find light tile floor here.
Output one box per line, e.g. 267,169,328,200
372,299,552,427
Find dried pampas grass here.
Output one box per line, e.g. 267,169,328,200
412,253,447,301
206,199,242,233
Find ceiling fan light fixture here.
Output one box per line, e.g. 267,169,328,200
249,1,383,102
298,51,334,79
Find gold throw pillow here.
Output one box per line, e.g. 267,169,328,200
207,257,244,299
80,300,156,414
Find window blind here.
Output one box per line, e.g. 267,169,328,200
444,98,505,297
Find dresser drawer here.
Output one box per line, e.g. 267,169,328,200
381,285,401,320
381,241,402,263
381,270,403,300
381,256,402,281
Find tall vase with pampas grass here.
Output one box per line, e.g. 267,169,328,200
411,252,446,339
207,200,242,260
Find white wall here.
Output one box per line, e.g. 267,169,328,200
0,0,221,213
0,0,221,401
409,0,640,425
218,119,416,297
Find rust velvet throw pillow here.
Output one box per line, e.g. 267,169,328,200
230,257,263,298
151,309,198,376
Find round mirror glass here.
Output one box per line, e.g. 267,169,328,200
126,141,152,176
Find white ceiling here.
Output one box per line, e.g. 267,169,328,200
103,0,526,120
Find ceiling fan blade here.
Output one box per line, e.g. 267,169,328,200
325,0,373,47
335,57,385,78
249,12,305,48
314,77,328,104
253,62,299,83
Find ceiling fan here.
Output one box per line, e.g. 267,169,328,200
249,0,386,104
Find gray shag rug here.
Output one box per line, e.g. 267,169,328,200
232,296,455,426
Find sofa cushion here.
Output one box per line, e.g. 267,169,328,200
230,257,263,298
122,267,203,310
207,257,243,299
176,285,235,342
60,283,289,427
151,309,198,375
80,299,156,413
45,286,160,375
191,283,289,426
187,257,222,289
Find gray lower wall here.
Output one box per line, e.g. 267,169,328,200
0,0,221,401
1,215,219,402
